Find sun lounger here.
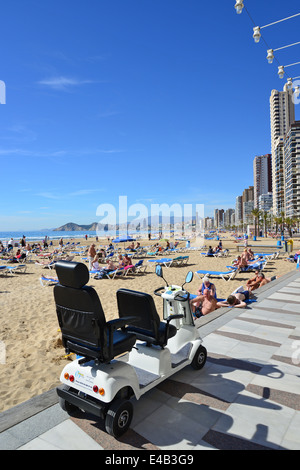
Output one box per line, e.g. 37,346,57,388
195,268,238,281
147,258,173,268
5,264,27,274
226,260,266,272
179,255,189,264
40,275,59,287
105,267,126,279
35,260,57,269
133,259,147,273
0,265,8,275
146,249,160,256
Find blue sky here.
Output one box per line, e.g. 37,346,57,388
0,0,300,230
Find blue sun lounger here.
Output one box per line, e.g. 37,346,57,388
147,258,173,267
0,265,8,275
195,269,238,281
40,275,59,286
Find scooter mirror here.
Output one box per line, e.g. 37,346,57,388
155,265,163,278
185,271,193,284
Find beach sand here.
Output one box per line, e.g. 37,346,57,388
0,235,298,413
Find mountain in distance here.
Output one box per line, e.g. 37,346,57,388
54,215,197,232
53,222,110,231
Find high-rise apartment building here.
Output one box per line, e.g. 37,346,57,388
259,192,273,212
253,154,272,208
242,186,254,225
214,209,225,228
284,121,300,218
235,196,243,227
270,86,295,215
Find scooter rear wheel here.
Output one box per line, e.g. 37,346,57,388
191,345,207,370
105,398,133,438
58,386,80,414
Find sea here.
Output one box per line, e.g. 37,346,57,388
0,229,159,244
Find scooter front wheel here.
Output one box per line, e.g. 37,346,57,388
191,345,207,370
105,398,133,438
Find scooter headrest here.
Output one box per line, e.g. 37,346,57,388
55,261,89,289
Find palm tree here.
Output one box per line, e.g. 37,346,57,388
280,211,285,236
262,211,270,238
274,216,281,235
251,208,261,238
285,217,294,238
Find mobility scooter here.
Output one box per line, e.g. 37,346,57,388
54,261,207,437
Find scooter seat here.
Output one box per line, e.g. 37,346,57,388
54,261,137,363
117,288,177,348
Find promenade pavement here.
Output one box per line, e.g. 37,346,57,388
1,269,300,451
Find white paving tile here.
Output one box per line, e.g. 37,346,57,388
18,420,103,450
250,364,300,395
269,292,300,302
133,395,215,450
201,333,240,357
212,390,296,449
281,411,300,449
225,341,278,363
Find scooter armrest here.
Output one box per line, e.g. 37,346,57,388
107,316,139,331
106,316,138,359
163,314,184,346
165,314,184,323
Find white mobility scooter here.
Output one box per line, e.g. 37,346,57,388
54,261,207,438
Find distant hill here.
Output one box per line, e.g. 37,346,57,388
54,222,105,231
54,215,197,232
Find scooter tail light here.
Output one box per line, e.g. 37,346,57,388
99,388,105,396
64,373,69,380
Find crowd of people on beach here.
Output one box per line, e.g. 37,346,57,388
1,233,292,322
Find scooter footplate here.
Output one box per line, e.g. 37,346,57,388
131,366,160,389
171,343,192,368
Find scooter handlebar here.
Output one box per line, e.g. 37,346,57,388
154,287,190,302
154,286,165,297
174,292,190,302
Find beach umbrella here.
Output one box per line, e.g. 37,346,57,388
112,236,136,250
112,236,136,243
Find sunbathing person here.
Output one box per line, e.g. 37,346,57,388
206,246,214,257
196,276,217,299
123,253,132,266
126,242,135,251
246,270,262,291
217,291,249,309
106,259,117,271
91,254,100,271
241,248,251,264
246,272,276,292
190,288,219,318
117,254,125,267
98,248,106,260
232,256,247,269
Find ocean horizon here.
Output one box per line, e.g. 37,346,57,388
0,229,165,242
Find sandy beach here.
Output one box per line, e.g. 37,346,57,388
0,235,299,413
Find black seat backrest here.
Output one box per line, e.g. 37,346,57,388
117,288,164,345
54,261,108,361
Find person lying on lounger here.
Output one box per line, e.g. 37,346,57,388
217,291,249,309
